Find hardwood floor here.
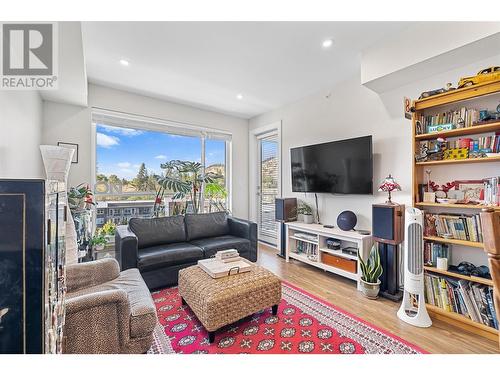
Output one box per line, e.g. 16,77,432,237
256,243,499,354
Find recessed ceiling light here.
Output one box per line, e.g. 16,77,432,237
322,39,334,49
236,94,243,100
119,59,130,66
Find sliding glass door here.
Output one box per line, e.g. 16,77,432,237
257,132,279,245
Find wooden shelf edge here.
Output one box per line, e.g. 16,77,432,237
423,236,484,248
415,121,500,141
415,202,500,211
414,80,500,110
426,304,498,340
424,266,494,286
416,156,500,166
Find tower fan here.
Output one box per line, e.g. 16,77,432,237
397,207,432,327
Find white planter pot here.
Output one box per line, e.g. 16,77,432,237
360,279,381,299
95,244,105,251
302,214,314,224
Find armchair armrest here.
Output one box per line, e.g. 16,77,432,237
66,258,120,293
64,289,130,354
116,225,139,270
65,289,128,315
228,216,258,261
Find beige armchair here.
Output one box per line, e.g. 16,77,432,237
63,258,157,354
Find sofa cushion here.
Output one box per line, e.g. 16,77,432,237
129,215,186,249
185,212,229,241
137,242,204,272
190,235,250,259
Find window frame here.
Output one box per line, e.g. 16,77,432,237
91,108,232,215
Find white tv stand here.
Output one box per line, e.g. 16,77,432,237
285,222,373,290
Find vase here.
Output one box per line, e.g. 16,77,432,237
360,279,381,299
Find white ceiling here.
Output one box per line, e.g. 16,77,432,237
82,22,411,119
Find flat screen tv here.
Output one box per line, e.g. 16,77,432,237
291,135,373,194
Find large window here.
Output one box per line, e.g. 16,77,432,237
93,111,230,226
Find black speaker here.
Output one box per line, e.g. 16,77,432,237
372,203,405,302
372,204,404,245
275,198,297,222
275,198,297,259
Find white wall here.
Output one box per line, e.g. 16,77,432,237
42,83,250,218
0,91,43,178
249,54,500,265
361,24,500,92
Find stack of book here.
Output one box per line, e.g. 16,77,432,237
424,274,498,329
417,107,480,133
445,134,500,153
424,242,449,266
295,240,318,261
483,177,499,206
425,213,483,242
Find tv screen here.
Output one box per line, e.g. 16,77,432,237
291,135,373,194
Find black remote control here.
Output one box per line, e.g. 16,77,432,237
323,224,334,228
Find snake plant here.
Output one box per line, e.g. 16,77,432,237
359,244,383,284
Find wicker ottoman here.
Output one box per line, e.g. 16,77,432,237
178,264,281,343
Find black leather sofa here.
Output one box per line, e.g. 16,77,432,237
115,212,257,289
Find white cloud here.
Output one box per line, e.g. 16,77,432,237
117,162,132,168
98,124,143,136
96,132,119,148
154,154,167,160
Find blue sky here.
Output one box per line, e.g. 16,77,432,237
96,124,225,179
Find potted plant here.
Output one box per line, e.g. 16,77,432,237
100,220,117,243
158,160,219,214
297,201,314,224
359,244,383,299
91,233,107,251
68,183,95,211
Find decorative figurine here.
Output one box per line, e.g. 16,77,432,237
419,83,455,99
457,66,500,88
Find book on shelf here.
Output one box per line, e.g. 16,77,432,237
424,242,449,266
294,239,318,261
424,212,483,243
417,107,480,134
424,274,498,329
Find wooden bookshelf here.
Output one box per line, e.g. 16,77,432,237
411,78,500,340
416,202,500,211
425,304,498,341
423,236,484,248
415,121,500,141
414,79,500,110
424,266,494,286
415,156,500,166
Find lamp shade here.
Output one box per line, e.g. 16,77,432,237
378,174,401,193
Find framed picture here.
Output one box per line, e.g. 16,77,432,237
57,142,78,163
454,180,484,202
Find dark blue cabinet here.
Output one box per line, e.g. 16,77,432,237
0,179,66,353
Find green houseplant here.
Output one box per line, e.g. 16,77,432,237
297,201,314,224
68,183,95,211
158,160,219,214
359,244,383,299
90,233,107,251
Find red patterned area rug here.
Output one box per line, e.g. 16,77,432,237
148,281,426,354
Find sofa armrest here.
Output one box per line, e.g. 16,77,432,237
66,258,120,293
116,225,139,270
228,216,258,261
